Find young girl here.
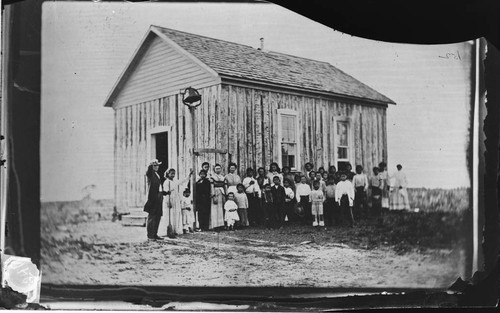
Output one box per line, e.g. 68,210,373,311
224,192,240,231
161,168,193,237
180,188,194,234
283,178,295,223
267,162,283,187
210,164,226,230
242,168,260,226
225,162,241,196
295,175,312,224
234,184,249,227
310,180,325,227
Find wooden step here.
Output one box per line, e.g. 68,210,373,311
121,214,147,227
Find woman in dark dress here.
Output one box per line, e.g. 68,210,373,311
195,169,212,231
144,159,166,241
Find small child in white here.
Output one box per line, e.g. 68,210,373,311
224,192,240,231
309,180,325,227
180,188,194,234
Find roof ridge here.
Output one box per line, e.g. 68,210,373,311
150,24,258,50
266,50,331,65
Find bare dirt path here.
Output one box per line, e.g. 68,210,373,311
41,220,463,288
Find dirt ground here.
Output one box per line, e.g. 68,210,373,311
41,218,464,288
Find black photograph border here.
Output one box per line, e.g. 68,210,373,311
0,0,498,310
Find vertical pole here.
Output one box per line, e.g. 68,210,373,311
0,5,13,259
191,107,197,229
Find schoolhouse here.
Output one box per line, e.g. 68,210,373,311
104,25,395,210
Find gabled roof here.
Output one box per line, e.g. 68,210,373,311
104,25,395,107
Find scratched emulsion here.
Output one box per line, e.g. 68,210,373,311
40,2,471,289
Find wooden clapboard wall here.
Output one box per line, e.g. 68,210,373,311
219,84,387,179
114,82,387,209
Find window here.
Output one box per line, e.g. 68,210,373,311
335,119,351,171
278,109,299,170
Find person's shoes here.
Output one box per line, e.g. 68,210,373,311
195,228,202,232
183,229,188,234
154,236,164,240
189,228,194,233
147,237,157,241
319,221,325,226
313,221,318,227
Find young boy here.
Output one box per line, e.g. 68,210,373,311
180,188,194,234
261,184,274,229
224,192,240,231
234,183,249,227
310,180,325,227
271,176,286,228
283,178,295,223
323,175,337,226
345,163,356,181
353,165,369,219
335,172,355,228
314,172,327,196
370,167,382,217
308,170,316,188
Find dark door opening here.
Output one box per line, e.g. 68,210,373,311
155,132,168,182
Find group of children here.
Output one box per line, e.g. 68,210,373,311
173,161,392,233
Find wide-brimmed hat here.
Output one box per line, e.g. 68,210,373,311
150,159,162,166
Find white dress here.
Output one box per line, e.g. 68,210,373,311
160,176,190,236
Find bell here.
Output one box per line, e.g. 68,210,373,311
182,87,202,106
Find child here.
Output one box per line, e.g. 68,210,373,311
282,166,296,192
322,171,329,184
224,192,240,231
335,172,355,228
323,176,337,226
283,178,295,223
310,180,325,227
308,170,316,187
345,163,356,181
242,167,261,226
370,167,382,217
295,175,312,224
315,172,327,195
271,176,286,228
180,188,194,234
353,165,369,219
261,184,274,229
234,183,249,227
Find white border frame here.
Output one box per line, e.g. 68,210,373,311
277,109,301,171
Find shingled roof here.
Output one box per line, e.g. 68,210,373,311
152,26,395,105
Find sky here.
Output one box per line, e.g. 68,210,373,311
41,1,473,201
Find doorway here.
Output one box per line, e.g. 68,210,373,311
154,131,168,181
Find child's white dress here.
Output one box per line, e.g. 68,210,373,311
224,200,240,225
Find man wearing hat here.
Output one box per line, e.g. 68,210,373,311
144,159,168,241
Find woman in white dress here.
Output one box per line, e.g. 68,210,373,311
209,164,226,230
225,162,241,195
160,168,193,237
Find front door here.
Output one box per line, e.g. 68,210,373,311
155,132,168,182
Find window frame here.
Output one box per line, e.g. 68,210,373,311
333,116,354,169
277,109,301,171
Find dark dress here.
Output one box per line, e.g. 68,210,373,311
271,185,286,228
196,178,212,230
144,171,163,239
